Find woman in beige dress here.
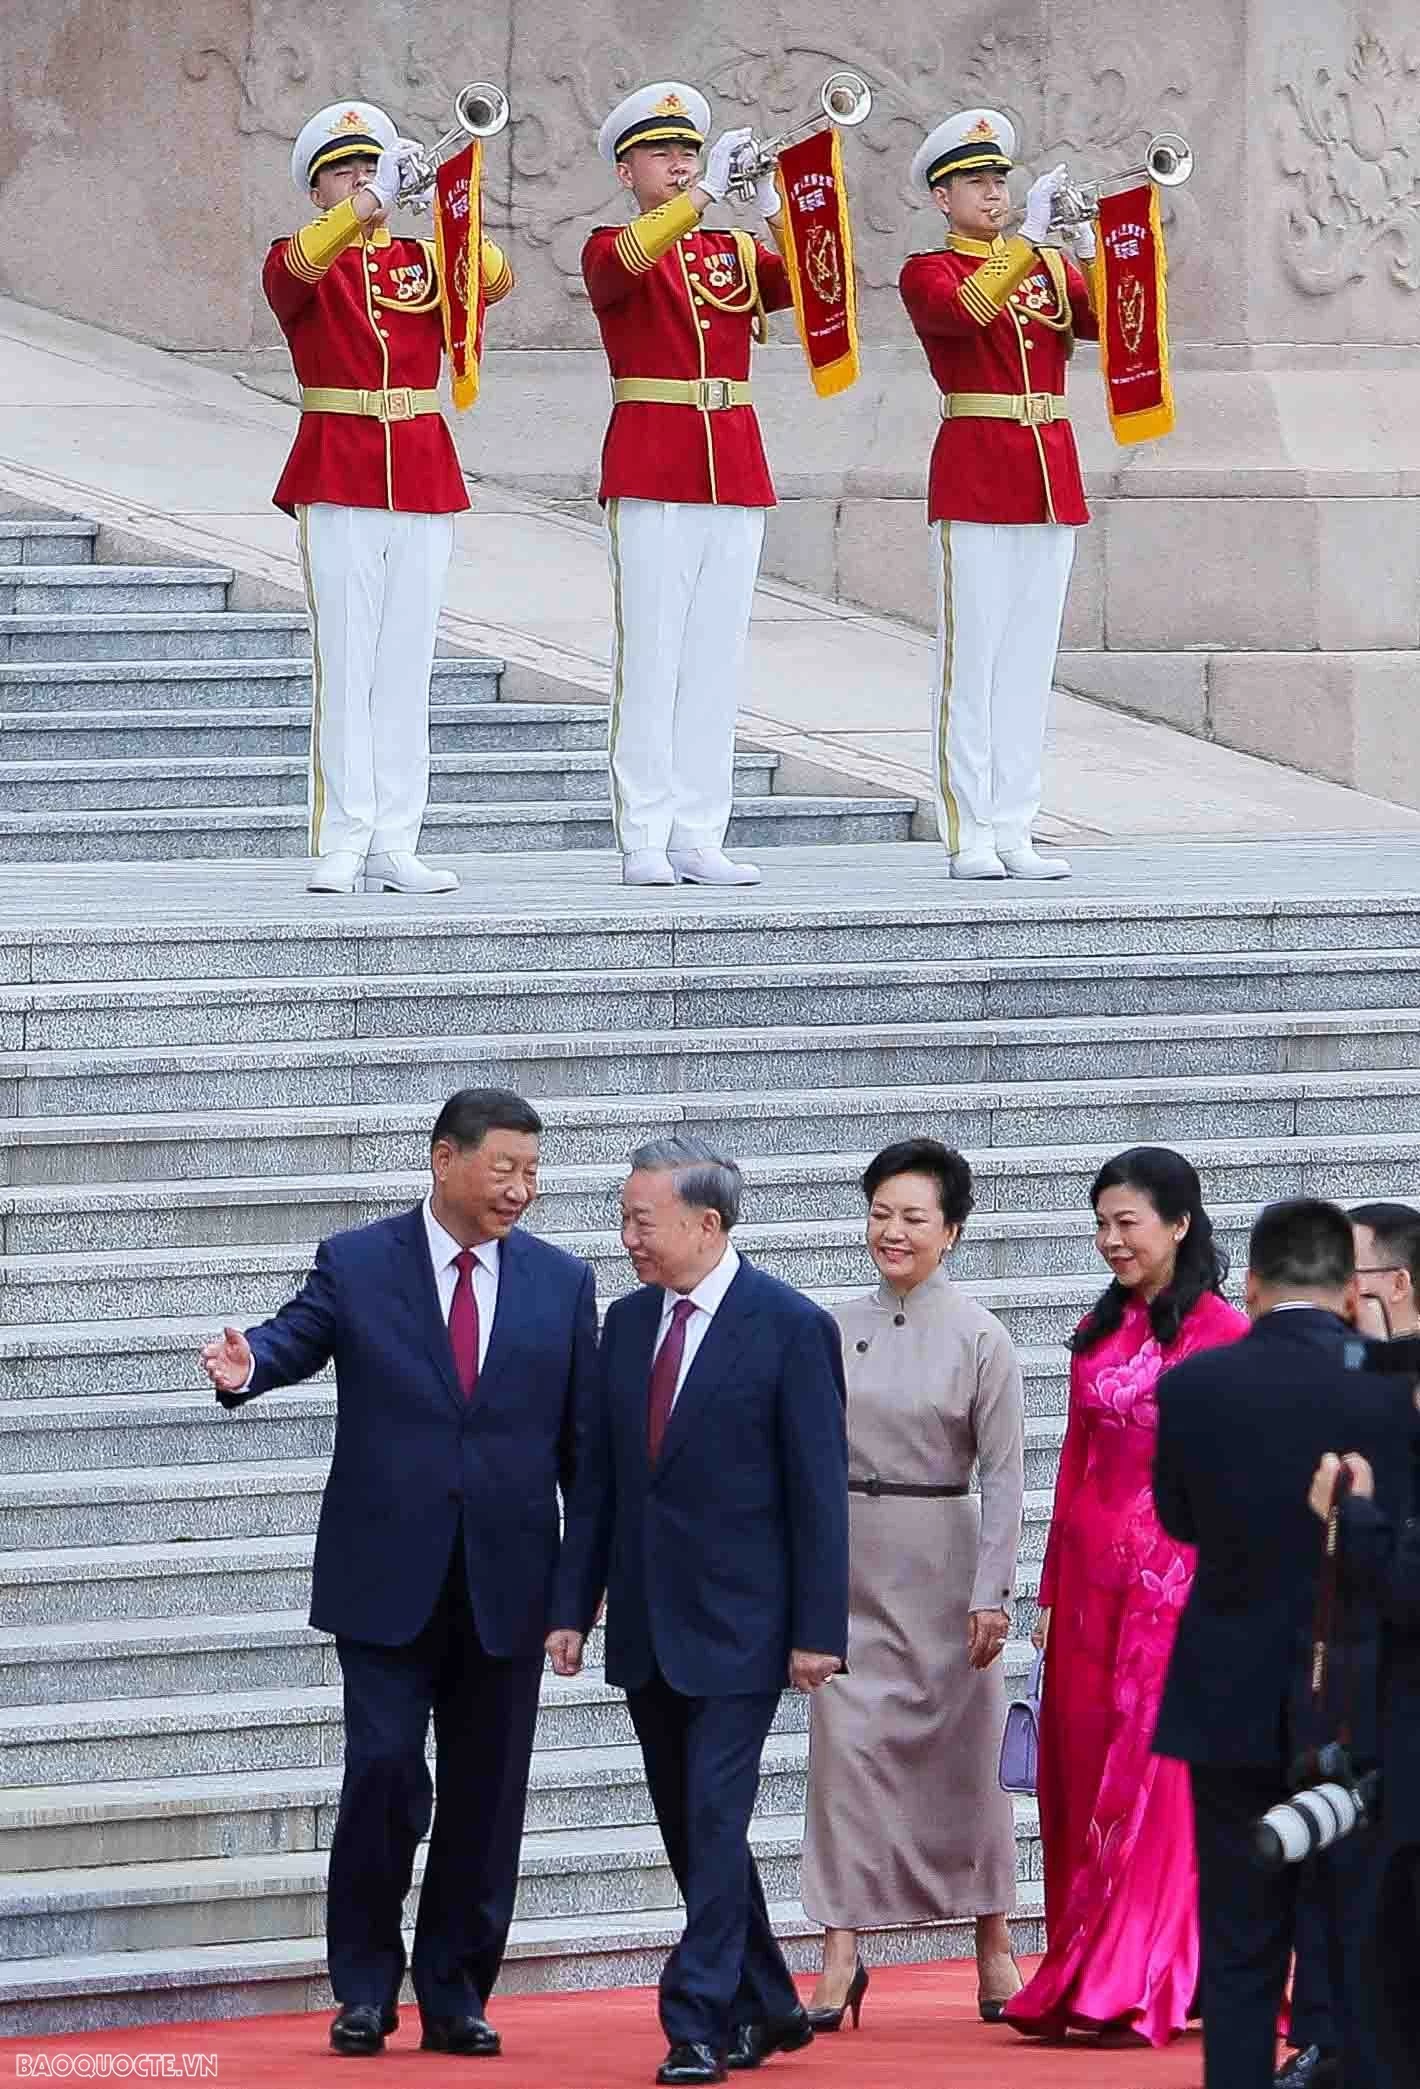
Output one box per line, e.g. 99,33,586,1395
802,1137,1026,2027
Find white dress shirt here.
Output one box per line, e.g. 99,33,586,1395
652,1242,741,1410
423,1197,499,1371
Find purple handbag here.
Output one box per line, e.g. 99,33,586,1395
998,1651,1044,1795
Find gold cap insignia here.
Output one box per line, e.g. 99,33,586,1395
967,117,997,142
336,109,366,131
653,92,688,116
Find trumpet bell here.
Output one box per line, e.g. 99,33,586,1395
454,81,511,139
819,69,872,129
1145,132,1193,187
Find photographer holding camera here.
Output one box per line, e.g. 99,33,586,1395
1275,1199,1420,2089
1310,1386,1420,2077
1151,1199,1410,2089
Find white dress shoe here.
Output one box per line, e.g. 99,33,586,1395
364,851,459,894
667,846,762,887
998,844,1071,880
622,848,677,886
307,850,365,894
949,847,1008,881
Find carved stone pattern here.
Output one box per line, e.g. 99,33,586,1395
1275,30,1420,296
183,6,1194,322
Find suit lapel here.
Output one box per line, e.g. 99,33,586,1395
398,1204,465,1414
654,1262,758,1478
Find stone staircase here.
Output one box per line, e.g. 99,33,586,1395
2,507,1419,2033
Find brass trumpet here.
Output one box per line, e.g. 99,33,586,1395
726,70,872,202
1048,132,1194,229
396,82,511,203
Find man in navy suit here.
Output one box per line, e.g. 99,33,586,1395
548,1136,849,2086
200,1088,597,2059
1152,1199,1410,2089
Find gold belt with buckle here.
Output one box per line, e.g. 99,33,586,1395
612,378,753,411
941,390,1069,426
299,386,442,423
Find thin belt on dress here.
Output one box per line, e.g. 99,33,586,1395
848,1477,969,1499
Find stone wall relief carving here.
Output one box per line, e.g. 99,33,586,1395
1276,29,1420,295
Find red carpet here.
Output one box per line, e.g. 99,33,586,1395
2,1964,1205,2085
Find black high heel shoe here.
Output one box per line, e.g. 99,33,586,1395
977,1961,1025,2023
806,1958,869,2032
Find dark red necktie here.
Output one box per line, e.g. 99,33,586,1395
448,1248,480,1401
647,1298,696,1460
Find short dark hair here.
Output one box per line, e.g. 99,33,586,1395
1349,1201,1420,1288
1249,1198,1355,1291
430,1087,542,1153
860,1139,974,1229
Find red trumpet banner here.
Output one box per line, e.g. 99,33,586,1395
773,127,860,397
434,138,486,411
1092,179,1174,444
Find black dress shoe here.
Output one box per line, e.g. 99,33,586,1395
420,2013,501,2056
1274,2048,1339,2089
330,2003,398,2055
806,1959,868,2033
726,2007,815,2070
656,2043,727,2085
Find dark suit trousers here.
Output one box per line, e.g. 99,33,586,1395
1286,1866,1335,2053
326,1534,544,2018
1189,1765,1393,2089
1373,1844,1420,2078
627,1673,799,2052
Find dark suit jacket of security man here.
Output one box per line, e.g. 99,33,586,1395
1152,1306,1411,2089
1337,1423,1420,2076
222,1206,598,2023
553,1255,850,2055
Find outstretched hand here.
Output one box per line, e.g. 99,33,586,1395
200,1326,253,1394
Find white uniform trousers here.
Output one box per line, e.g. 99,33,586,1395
297,503,454,858
931,520,1077,857
605,498,765,854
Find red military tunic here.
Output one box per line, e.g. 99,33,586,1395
583,192,794,507
899,233,1098,527
263,199,513,516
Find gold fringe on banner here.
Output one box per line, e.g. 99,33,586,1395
1093,182,1174,445
774,128,860,399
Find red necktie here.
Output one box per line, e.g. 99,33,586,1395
449,1248,480,1401
647,1297,696,1461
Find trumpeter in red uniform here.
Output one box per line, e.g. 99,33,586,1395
583,82,794,887
899,110,1098,881
264,100,512,894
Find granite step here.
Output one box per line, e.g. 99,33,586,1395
5,1008,1415,1122
0,1736,812,1871
0,1378,1069,1482
0,1802,1041,1961
3,1082,1414,1188
6,1132,1420,1254
0,1888,1048,2034
0,703,610,763
0,1529,1046,1639
0,612,313,664
0,568,232,616
12,889,1420,991
0,1673,817,1783
0,522,96,567
0,1205,1286,1321
0,655,499,714
0,1460,1053,1606
0,794,913,864
2,951,1416,1060
0,750,776,816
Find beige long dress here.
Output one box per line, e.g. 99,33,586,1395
800,1262,1025,1926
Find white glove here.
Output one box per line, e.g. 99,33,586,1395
1021,162,1069,244
366,143,406,211
753,168,782,218
1070,217,1097,263
394,138,436,211
700,126,755,203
